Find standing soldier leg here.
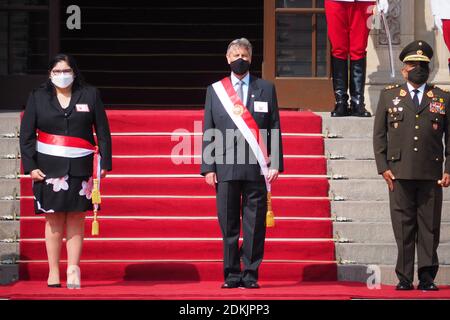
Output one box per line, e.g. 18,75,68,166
349,1,374,117
389,180,418,285
416,181,442,286
325,0,350,117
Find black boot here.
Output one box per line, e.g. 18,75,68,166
350,58,371,117
330,57,350,117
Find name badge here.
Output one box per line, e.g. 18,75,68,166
254,101,268,113
76,104,90,112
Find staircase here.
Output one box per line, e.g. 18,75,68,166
27,0,263,108
0,112,21,284
2,110,336,284
322,114,450,285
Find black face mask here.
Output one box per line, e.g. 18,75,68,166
407,63,430,85
230,58,250,75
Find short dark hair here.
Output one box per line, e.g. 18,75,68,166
45,53,85,93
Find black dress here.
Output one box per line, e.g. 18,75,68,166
20,84,112,215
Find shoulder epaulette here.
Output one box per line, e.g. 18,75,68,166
384,84,400,90
430,84,450,93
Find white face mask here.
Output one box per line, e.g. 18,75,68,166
51,74,74,89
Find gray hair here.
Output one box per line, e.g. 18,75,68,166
227,38,253,57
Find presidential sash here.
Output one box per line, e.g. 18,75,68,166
36,130,102,235
212,77,275,227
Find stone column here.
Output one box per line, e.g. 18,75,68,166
420,0,450,87
365,0,415,114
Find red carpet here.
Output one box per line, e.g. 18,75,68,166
2,281,450,300
14,110,344,299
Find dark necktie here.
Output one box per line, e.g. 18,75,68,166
412,89,420,108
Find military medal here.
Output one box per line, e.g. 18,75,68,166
393,123,399,129
388,108,393,113
233,104,244,116
392,97,401,105
398,107,403,112
393,107,398,112
400,89,407,97
433,123,439,130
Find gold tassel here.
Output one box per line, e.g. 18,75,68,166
92,208,99,236
91,179,101,204
91,178,101,236
266,191,275,228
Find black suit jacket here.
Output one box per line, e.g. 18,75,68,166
20,85,112,178
200,75,284,182
373,83,450,180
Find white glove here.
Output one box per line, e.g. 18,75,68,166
434,15,443,34
377,0,389,14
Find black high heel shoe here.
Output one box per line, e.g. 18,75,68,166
47,283,62,288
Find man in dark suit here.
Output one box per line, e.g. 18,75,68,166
373,40,450,291
201,38,284,289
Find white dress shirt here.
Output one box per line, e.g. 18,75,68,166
231,72,250,106
407,82,426,105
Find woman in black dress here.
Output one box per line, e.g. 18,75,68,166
20,54,112,289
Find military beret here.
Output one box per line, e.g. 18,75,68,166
399,40,433,63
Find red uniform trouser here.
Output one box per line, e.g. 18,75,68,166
442,20,450,63
325,0,375,60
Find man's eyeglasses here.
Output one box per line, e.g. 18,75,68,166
51,69,73,76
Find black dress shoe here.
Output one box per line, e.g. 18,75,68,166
221,281,241,289
417,282,439,291
243,281,260,289
395,281,414,290
47,283,62,288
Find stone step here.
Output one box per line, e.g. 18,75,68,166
0,200,18,217
335,243,450,265
0,179,19,198
0,242,19,261
334,222,450,243
0,112,20,135
330,179,450,201
325,139,374,160
0,221,19,239
0,138,20,155
0,264,18,285
338,264,450,285
332,201,450,222
318,112,375,139
0,159,20,176
328,160,379,179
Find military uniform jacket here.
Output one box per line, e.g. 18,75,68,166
20,85,113,178
200,76,284,182
373,83,450,180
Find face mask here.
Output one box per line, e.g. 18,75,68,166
407,64,429,85
230,58,250,75
51,74,74,89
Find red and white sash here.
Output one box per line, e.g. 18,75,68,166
36,130,102,190
212,77,271,192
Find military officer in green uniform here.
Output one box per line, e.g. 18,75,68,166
373,40,450,291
